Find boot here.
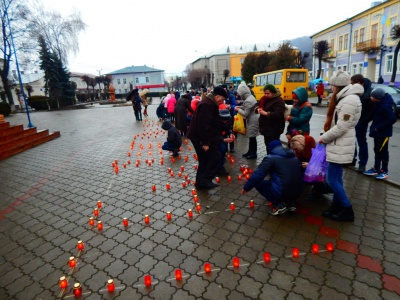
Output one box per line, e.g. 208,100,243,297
246,153,257,159
322,201,340,218
242,152,250,157
330,206,354,222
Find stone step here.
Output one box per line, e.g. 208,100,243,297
0,124,24,138
0,127,38,146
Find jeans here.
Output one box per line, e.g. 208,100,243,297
373,137,389,172
254,180,280,206
326,162,351,207
218,141,228,170
355,121,369,167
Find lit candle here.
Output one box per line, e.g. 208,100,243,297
59,276,68,289
227,176,232,181
97,221,103,230
196,203,201,212
178,172,182,178
77,240,84,251
97,201,102,208
166,211,172,221
191,189,196,195
187,178,191,184
107,279,115,293
194,164,198,170
152,185,156,191
292,247,300,258
188,209,193,218
144,215,150,224
215,177,220,183
69,256,76,268
263,252,270,263
193,195,198,202
230,202,235,211
204,263,211,273
73,283,82,297
175,269,182,281
170,171,174,177
326,242,334,252
123,163,126,168
123,218,128,227
312,244,319,254
249,200,255,208
127,160,131,164
166,183,170,190
94,208,99,217
180,166,184,172
144,275,152,287
233,257,240,268
238,175,242,180
184,174,189,180
182,181,186,188
168,167,171,173
89,217,94,226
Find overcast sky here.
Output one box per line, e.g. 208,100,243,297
38,0,374,77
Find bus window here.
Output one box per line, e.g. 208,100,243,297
267,74,275,85
275,72,282,85
260,75,267,86
288,72,306,82
256,76,261,86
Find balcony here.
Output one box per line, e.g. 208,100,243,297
322,50,336,61
356,39,381,52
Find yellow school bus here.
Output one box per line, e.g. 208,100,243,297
252,69,308,104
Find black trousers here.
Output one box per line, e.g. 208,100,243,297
248,136,257,154
192,141,221,185
263,135,281,154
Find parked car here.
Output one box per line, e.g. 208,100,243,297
371,84,400,117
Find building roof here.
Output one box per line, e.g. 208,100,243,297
70,71,97,78
108,65,164,75
17,72,44,84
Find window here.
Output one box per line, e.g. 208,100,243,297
358,63,364,75
389,17,397,33
117,79,120,84
339,36,343,51
119,89,122,93
344,34,348,50
352,64,357,75
275,72,282,85
353,30,358,46
330,39,335,52
123,78,126,84
267,74,275,85
146,77,149,83
124,89,127,93
135,78,139,83
359,28,365,43
386,54,393,73
287,72,306,82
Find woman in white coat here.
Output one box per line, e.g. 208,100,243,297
318,71,362,222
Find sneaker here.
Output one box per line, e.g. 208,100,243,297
363,168,378,176
287,205,296,212
270,205,287,216
356,165,366,173
374,171,388,180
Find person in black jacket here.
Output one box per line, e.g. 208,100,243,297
216,109,235,176
161,121,182,157
241,140,303,215
351,74,373,172
187,86,228,190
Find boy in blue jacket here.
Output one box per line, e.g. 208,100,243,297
241,140,303,215
363,88,397,180
161,121,182,157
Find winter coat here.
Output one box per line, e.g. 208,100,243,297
174,94,194,132
166,95,177,114
369,93,397,138
225,90,237,115
316,83,324,96
243,145,303,200
133,94,142,110
161,121,182,149
141,96,148,106
236,83,259,138
258,91,286,137
320,83,363,164
189,96,200,116
358,78,374,123
286,86,313,135
187,93,221,146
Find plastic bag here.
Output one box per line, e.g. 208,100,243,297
233,113,246,135
304,143,327,182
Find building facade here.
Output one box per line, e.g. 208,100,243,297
310,0,399,85
107,66,165,94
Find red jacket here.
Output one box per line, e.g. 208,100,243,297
316,83,324,96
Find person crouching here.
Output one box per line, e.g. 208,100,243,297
161,121,182,157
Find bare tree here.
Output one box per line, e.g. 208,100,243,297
29,4,87,65
186,68,209,89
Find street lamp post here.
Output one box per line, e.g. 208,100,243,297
97,69,102,100
378,34,392,84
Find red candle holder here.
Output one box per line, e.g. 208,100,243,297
168,167,171,173
59,276,68,289
152,185,156,191
77,240,84,251
144,215,150,224
128,152,131,157
194,164,198,170
188,209,193,218
69,256,76,268
292,247,300,258
114,160,118,165
114,167,119,174
123,217,128,227
233,257,240,268
230,202,235,211
312,244,319,254
263,252,271,263
196,203,201,212
182,181,186,188
326,242,334,252
127,160,131,164
94,208,99,217
97,221,103,230
89,217,95,226
170,171,174,177
144,275,152,287
178,172,182,178
97,201,102,208
166,183,171,190
171,158,175,163
175,269,182,281
204,263,211,273
184,174,189,180
191,189,196,195
73,283,82,297
238,175,242,180
215,177,220,183
193,195,198,202
123,163,127,168
249,200,255,208
112,162,115,168
166,211,172,221
230,158,235,164
107,279,115,292
180,166,184,172
227,176,232,181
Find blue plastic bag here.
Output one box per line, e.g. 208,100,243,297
304,143,327,182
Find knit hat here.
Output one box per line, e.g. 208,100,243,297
268,140,282,152
263,84,277,93
330,70,350,86
371,88,385,100
213,86,228,99
290,135,305,152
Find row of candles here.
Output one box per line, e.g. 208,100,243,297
60,240,335,294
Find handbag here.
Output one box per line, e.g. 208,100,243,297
233,113,246,135
303,143,327,182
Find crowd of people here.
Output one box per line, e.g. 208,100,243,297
140,72,397,222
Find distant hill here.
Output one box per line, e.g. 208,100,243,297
290,36,313,71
